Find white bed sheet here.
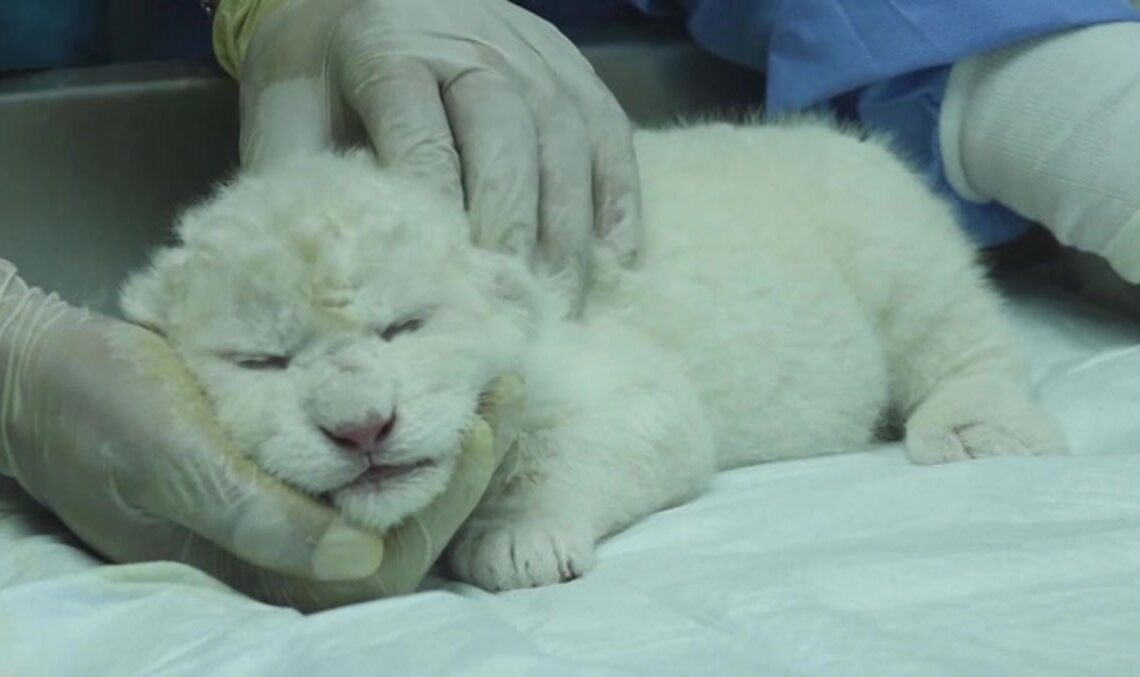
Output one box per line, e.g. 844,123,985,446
3,269,1140,676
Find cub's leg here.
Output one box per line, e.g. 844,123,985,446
447,329,715,591
887,279,1068,464
841,149,1068,464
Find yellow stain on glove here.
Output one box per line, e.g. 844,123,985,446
241,374,525,611
366,374,525,599
212,0,287,78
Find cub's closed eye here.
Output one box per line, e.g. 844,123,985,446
380,318,423,342
231,354,291,370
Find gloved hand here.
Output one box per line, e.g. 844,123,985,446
214,0,641,311
0,260,522,610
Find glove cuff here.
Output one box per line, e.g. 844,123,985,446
212,0,289,79
940,21,1140,283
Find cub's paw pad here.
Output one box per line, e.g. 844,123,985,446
447,517,594,592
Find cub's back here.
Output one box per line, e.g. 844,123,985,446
583,120,907,466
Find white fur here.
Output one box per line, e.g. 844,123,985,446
121,118,1066,592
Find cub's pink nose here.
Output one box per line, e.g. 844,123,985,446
322,415,396,454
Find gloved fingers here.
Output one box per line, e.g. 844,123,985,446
108,325,385,583
585,103,641,266
363,378,523,600
242,557,391,612
161,455,386,583
444,70,540,262
522,20,643,265
161,527,390,612
239,77,337,171
532,97,595,310
372,418,498,597
338,54,464,209
476,373,526,465
166,416,504,611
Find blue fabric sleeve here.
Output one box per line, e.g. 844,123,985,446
848,67,1037,247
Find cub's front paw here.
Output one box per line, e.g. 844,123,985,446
905,380,1067,465
447,515,595,591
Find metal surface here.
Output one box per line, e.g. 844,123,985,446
1,61,239,313
1,25,763,316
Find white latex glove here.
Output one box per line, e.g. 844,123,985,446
220,0,641,309
941,22,1140,283
0,260,521,610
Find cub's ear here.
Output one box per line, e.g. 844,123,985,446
469,249,553,331
119,248,189,335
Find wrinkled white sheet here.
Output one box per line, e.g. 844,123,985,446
3,268,1139,676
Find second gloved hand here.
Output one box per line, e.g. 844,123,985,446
218,0,642,310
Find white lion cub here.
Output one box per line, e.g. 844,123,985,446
121,119,1065,592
